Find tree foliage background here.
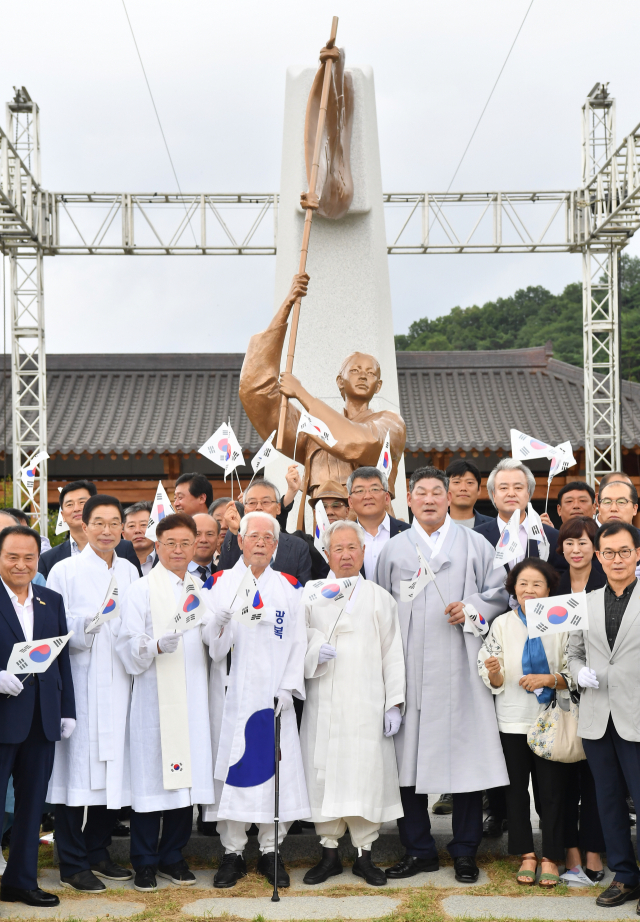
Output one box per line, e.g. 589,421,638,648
395,254,640,381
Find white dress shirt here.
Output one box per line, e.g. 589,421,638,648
497,513,529,565
413,514,451,555
1,579,34,642
141,552,156,577
361,513,391,580
70,537,80,557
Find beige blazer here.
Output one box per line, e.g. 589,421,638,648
567,581,640,741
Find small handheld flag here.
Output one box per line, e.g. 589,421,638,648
313,499,331,561
302,576,357,606
7,631,73,675
295,412,337,448
462,603,489,637
251,431,277,474
85,575,119,633
376,431,391,477
231,568,264,626
526,503,550,561
172,577,204,632
493,508,523,570
20,450,49,498
400,544,438,602
510,430,557,462
525,592,588,638
146,481,176,541
198,422,244,479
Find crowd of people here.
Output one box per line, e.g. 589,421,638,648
0,460,638,911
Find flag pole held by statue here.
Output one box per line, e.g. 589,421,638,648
275,16,354,451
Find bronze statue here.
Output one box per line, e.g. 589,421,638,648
239,273,407,525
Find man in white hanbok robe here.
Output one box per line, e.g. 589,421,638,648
47,495,138,891
375,467,509,883
301,520,405,887
203,511,308,890
117,513,213,893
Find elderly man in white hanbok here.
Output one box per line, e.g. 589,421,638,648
301,520,405,887
48,495,138,892
117,513,213,894
376,466,509,884
203,511,308,890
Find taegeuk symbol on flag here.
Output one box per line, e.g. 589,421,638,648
20,450,49,497
525,591,588,639
302,576,357,606
145,481,175,541
198,423,244,479
493,508,523,569
172,578,204,632
85,575,119,633
376,431,391,477
313,499,331,561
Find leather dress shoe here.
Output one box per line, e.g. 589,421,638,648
303,847,343,884
257,852,290,888
454,856,480,883
60,870,106,891
214,853,247,889
352,851,387,886
385,854,439,878
482,814,506,838
111,821,130,837
1,885,60,907
91,859,133,881
596,881,640,907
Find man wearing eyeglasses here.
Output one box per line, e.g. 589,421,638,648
47,496,139,892
347,467,410,580
597,481,640,573
218,481,312,585
568,520,640,910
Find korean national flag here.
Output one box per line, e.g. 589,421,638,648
251,430,277,474
173,577,204,632
493,508,523,569
20,450,49,497
376,431,392,478
7,631,73,675
296,412,337,448
525,592,588,638
232,568,264,627
510,429,556,462
548,441,577,484
198,422,244,479
400,544,437,602
85,575,119,633
313,499,331,561
146,481,175,541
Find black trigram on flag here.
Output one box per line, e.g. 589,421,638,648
53,637,64,648
535,622,548,633
567,597,579,609
570,614,582,626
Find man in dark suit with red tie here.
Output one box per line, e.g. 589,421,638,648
0,526,75,908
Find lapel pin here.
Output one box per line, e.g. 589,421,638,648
37,599,46,605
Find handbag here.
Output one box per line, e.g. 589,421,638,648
527,690,586,763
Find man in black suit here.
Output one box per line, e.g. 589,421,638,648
0,526,75,908
347,467,410,580
39,481,142,579
218,480,312,585
445,460,493,529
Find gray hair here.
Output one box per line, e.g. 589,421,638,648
486,458,536,507
244,478,281,504
322,519,366,551
346,466,389,494
124,501,153,518
239,511,281,541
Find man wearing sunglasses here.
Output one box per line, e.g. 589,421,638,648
568,520,640,911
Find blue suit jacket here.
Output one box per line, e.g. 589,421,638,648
474,516,568,573
0,581,75,743
38,537,142,580
473,509,494,527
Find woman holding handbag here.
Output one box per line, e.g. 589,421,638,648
478,559,573,888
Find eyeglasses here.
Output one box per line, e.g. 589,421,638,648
325,501,348,510
350,487,385,497
600,498,632,508
601,547,635,560
244,533,276,545
158,540,195,551
87,521,122,531
244,499,277,509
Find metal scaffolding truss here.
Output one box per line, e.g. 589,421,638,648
1,82,640,524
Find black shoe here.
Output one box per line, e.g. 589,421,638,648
257,852,290,888
628,795,636,815
597,881,640,907
111,821,130,837
303,847,343,884
0,885,60,906
91,859,134,881
41,812,55,833
157,858,196,886
352,851,387,886
60,870,106,892
454,856,480,883
197,816,219,836
385,854,439,878
584,866,605,883
214,853,247,889
432,793,453,815
134,866,157,892
288,820,303,835
482,814,506,838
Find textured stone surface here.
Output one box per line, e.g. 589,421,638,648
0,898,144,919
289,865,490,890
181,895,401,919
443,895,638,920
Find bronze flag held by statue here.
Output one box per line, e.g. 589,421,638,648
275,16,354,451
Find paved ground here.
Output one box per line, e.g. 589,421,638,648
180,895,402,918
442,894,640,920
0,897,144,919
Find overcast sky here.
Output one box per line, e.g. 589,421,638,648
3,0,640,354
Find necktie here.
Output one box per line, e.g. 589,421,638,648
197,565,209,582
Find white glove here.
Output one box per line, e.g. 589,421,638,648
318,643,337,665
61,718,76,739
215,608,234,630
157,631,184,654
0,671,23,696
84,615,102,635
578,666,599,689
274,689,293,716
384,706,402,737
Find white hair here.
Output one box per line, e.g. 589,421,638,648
244,478,281,504
322,519,365,551
486,458,536,508
239,511,280,541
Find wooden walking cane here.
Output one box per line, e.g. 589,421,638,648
275,16,339,452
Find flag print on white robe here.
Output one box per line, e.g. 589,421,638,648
116,569,214,812
202,560,310,824
47,545,139,809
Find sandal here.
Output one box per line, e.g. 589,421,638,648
539,872,560,888
517,858,537,885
